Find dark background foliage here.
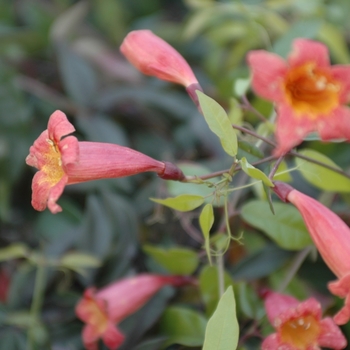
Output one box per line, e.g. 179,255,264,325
0,0,350,349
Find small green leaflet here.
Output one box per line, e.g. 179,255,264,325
150,194,204,212
295,149,350,192
233,77,251,97
196,91,238,157
202,286,239,350
0,244,28,262
240,157,274,187
143,245,199,275
199,204,214,265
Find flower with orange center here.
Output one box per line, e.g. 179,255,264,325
75,274,194,350
261,290,346,350
26,110,184,214
247,39,350,156
120,30,203,106
273,181,350,326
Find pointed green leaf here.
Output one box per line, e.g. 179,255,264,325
197,91,237,157
0,244,28,262
150,194,204,212
60,252,101,269
273,160,292,182
143,245,199,275
241,200,312,250
240,157,274,187
295,149,350,192
233,77,250,97
159,306,207,347
199,204,214,265
203,286,239,350
199,265,234,317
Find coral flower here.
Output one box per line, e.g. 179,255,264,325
273,181,350,325
247,39,350,156
75,274,194,350
261,290,347,350
26,110,184,214
120,29,202,105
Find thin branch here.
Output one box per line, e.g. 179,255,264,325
269,155,285,179
290,150,350,180
183,156,276,182
241,95,269,123
278,246,313,292
15,75,80,115
232,123,275,147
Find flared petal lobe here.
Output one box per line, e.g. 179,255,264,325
25,111,79,213
247,39,350,155
247,51,287,101
120,30,198,87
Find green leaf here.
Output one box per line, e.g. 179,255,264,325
273,19,322,57
0,244,28,262
240,157,274,187
203,286,239,350
227,98,243,125
199,204,214,265
241,200,312,250
143,245,199,275
159,306,207,347
273,160,292,182
56,42,98,106
150,194,204,212
199,265,234,317
196,91,237,157
295,149,350,192
233,77,250,97
60,252,101,269
237,283,264,319
238,141,264,159
318,23,350,64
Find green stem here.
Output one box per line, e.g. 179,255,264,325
28,258,47,350
278,246,313,292
217,253,225,297
183,156,275,182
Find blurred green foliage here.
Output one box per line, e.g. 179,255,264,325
0,0,350,349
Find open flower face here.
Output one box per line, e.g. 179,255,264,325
247,39,350,156
262,291,347,350
25,110,79,214
75,274,194,350
26,111,184,214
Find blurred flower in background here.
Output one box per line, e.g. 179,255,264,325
261,290,347,350
75,274,194,350
248,39,350,156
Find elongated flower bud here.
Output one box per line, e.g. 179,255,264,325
120,30,203,106
273,181,350,325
